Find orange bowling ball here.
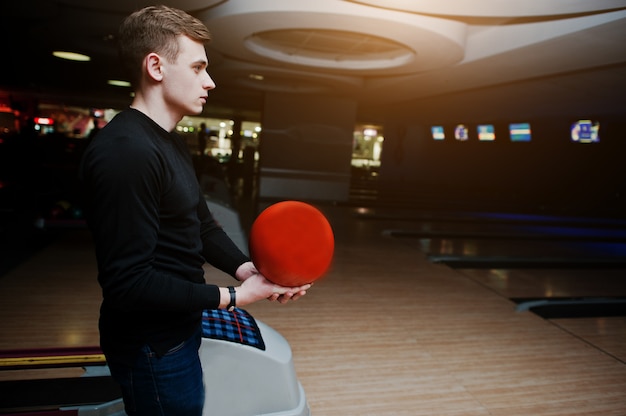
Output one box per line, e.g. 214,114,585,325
249,201,334,287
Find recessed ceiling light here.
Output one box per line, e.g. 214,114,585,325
107,79,131,87
52,51,91,62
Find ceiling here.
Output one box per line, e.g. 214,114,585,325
1,0,625,122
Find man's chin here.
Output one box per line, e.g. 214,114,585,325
188,105,204,116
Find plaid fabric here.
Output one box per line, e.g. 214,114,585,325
201,308,265,351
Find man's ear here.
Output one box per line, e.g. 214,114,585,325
145,53,164,82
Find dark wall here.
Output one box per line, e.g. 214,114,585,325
377,116,626,218
258,93,356,202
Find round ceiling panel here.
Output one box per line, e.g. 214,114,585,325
200,1,467,74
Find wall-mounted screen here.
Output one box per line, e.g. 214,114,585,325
431,126,445,140
477,124,495,141
454,124,468,141
509,122,531,142
571,120,599,143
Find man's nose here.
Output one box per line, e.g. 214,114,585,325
204,72,216,90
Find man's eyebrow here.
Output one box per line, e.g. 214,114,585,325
193,59,209,67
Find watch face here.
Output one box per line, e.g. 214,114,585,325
228,286,236,311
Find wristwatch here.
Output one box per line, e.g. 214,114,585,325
227,286,236,312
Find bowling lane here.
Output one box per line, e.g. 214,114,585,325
372,206,626,364
376,207,626,299
364,206,626,266
419,238,626,268
458,268,626,299
358,207,626,240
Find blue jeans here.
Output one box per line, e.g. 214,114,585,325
107,327,205,416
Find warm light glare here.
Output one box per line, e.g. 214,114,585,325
52,51,91,62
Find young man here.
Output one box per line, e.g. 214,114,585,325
79,6,310,415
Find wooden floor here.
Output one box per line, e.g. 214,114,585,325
1,204,625,415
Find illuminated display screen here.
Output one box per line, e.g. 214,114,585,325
477,124,495,141
431,126,445,140
454,124,468,141
509,122,531,142
571,120,599,143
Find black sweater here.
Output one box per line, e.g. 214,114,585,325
79,109,249,364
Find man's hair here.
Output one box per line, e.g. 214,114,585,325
118,5,212,87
